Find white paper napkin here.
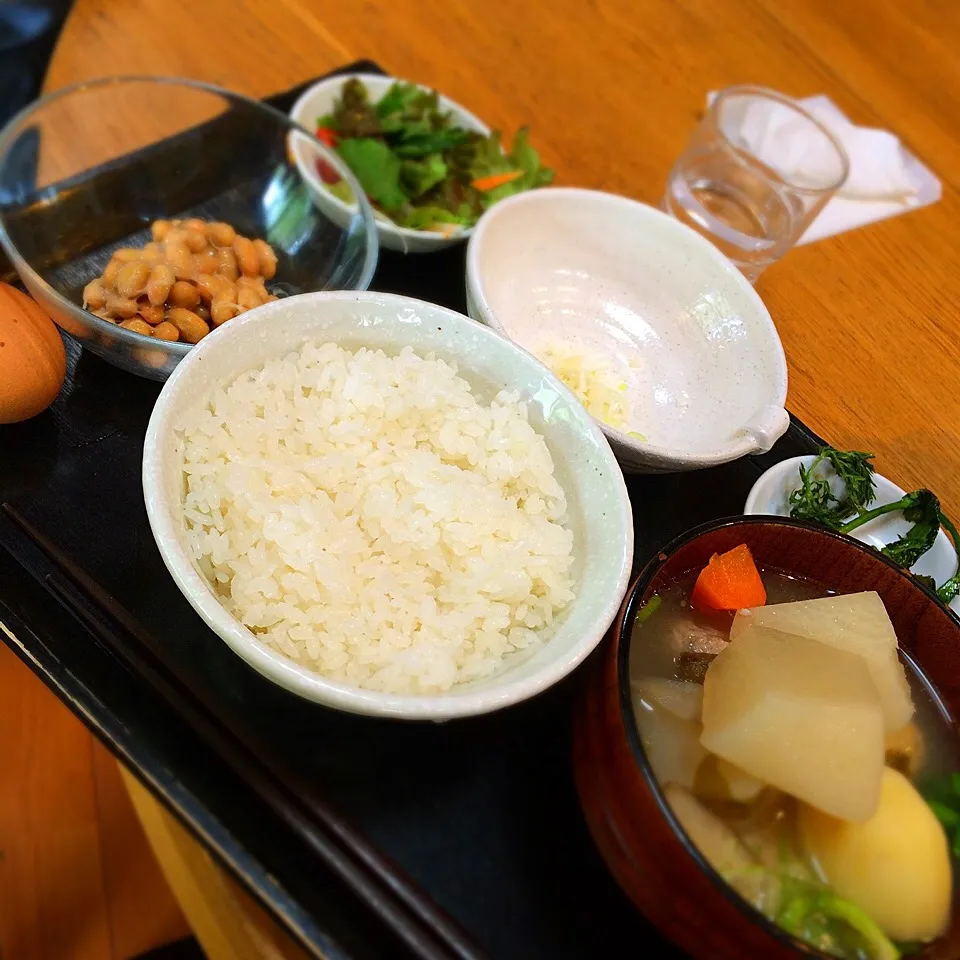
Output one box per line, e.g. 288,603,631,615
706,93,941,244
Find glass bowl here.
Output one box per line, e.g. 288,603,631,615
0,76,378,380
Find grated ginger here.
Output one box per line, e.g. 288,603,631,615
539,341,632,430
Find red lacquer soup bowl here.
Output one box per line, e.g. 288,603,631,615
573,516,960,960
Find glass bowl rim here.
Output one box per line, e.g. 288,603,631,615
0,73,380,357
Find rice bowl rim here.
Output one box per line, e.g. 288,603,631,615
143,290,633,720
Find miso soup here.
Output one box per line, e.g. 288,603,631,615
629,555,957,960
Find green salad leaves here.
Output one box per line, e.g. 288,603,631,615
336,138,407,210
315,79,553,233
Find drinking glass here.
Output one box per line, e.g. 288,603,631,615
662,86,849,281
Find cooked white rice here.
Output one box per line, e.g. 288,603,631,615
179,341,575,694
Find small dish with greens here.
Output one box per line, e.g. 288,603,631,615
744,449,960,611
290,73,553,253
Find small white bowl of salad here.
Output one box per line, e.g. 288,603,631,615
289,73,554,254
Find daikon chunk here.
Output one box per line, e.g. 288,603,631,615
732,592,912,733
633,691,705,789
632,677,703,722
701,624,885,821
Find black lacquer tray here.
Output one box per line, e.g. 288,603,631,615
0,62,828,960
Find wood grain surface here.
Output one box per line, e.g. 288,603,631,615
12,2,958,956
0,636,189,959
121,769,310,960
42,0,960,517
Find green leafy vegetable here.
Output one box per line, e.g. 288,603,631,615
447,131,488,179
467,129,511,180
400,154,448,198
320,79,553,232
373,81,424,120
788,462,836,524
336,138,407,212
939,575,960,606
371,82,469,157
894,944,923,957
401,205,472,231
724,866,900,960
634,594,662,624
936,512,960,604
841,489,941,568
393,129,471,158
329,79,381,138
927,800,960,828
922,772,960,859
787,446,960,603
377,84,442,135
466,127,554,207
787,447,876,529
497,128,554,193
775,880,900,960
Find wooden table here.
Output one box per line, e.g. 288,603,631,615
44,0,960,514
17,1,960,955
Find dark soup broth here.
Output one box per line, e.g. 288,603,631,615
630,569,825,684
628,566,958,960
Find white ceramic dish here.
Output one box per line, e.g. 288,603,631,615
289,73,490,254
143,291,633,720
746,455,960,611
465,187,790,474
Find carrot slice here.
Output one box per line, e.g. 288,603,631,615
471,170,524,191
690,544,766,612
316,126,339,147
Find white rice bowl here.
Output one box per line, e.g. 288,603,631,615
179,341,576,695
143,292,632,719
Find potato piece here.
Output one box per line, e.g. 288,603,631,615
799,768,951,943
633,693,706,789
701,624,885,821
632,677,703,722
663,784,756,877
732,592,913,733
694,755,766,804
